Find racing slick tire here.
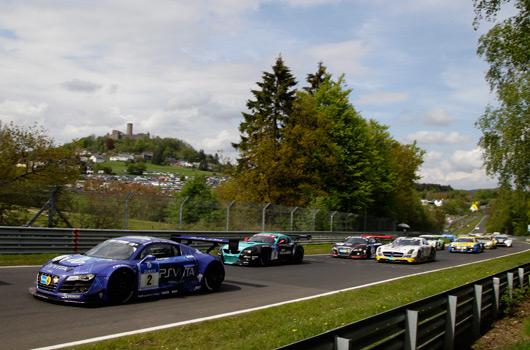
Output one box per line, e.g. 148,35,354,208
259,249,271,267
202,261,225,292
366,247,372,259
430,249,436,262
292,246,304,264
415,251,422,264
107,268,136,304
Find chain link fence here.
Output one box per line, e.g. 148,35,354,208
0,182,396,232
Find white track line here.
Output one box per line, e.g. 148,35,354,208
31,248,530,350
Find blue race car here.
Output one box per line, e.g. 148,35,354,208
217,232,309,266
30,236,225,304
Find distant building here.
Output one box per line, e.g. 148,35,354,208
108,123,149,141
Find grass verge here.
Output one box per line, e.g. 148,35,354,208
66,250,530,349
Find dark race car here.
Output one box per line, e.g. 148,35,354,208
30,236,225,304
217,232,310,266
331,235,391,259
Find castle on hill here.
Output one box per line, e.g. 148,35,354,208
108,123,149,141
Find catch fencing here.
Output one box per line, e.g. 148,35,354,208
0,226,382,254
0,182,397,232
276,262,530,350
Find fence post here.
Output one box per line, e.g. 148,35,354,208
262,203,270,232
330,211,337,232
226,200,235,231
473,284,483,337
290,207,298,231
124,191,133,229
179,196,189,230
444,295,457,350
405,309,418,350
519,268,525,289
312,209,320,231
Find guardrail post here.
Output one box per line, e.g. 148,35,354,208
493,277,500,320
444,295,457,350
519,268,525,289
226,200,235,231
405,309,418,350
473,284,483,337
335,336,351,350
508,272,514,299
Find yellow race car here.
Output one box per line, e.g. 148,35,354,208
448,236,485,253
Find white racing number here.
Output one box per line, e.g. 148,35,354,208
138,261,160,290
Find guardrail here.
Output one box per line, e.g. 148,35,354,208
0,226,398,254
276,263,530,350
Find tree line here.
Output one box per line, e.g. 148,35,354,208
214,58,443,231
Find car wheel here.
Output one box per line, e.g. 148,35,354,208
107,269,135,304
259,249,271,267
365,247,372,259
416,251,422,264
202,262,224,292
292,246,304,264
430,249,436,262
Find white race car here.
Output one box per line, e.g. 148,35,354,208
494,235,513,247
376,237,436,264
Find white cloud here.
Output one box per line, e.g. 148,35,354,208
423,107,454,126
405,131,472,145
356,91,409,106
0,99,48,125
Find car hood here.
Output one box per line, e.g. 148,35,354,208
334,242,366,248
380,244,416,252
40,254,121,275
451,242,475,247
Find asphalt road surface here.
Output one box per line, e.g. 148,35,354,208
1,242,528,350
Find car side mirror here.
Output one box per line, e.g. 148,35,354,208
140,255,156,263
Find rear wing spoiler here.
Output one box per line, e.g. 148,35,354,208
170,235,239,254
286,234,312,242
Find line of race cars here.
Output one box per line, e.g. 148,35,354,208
29,231,513,305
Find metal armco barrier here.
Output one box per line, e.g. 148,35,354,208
276,264,530,350
0,226,389,254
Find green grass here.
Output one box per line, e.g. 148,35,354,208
61,250,530,350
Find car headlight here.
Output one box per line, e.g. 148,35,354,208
242,248,256,254
407,249,415,255
66,274,96,281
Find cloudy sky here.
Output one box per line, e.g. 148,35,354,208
0,0,504,190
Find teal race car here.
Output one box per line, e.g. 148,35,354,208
217,233,309,266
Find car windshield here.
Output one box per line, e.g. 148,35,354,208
248,235,276,244
456,238,474,243
498,235,509,239
394,239,419,246
85,239,139,260
421,236,437,240
344,237,367,244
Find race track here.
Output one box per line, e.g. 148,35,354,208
1,242,528,350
